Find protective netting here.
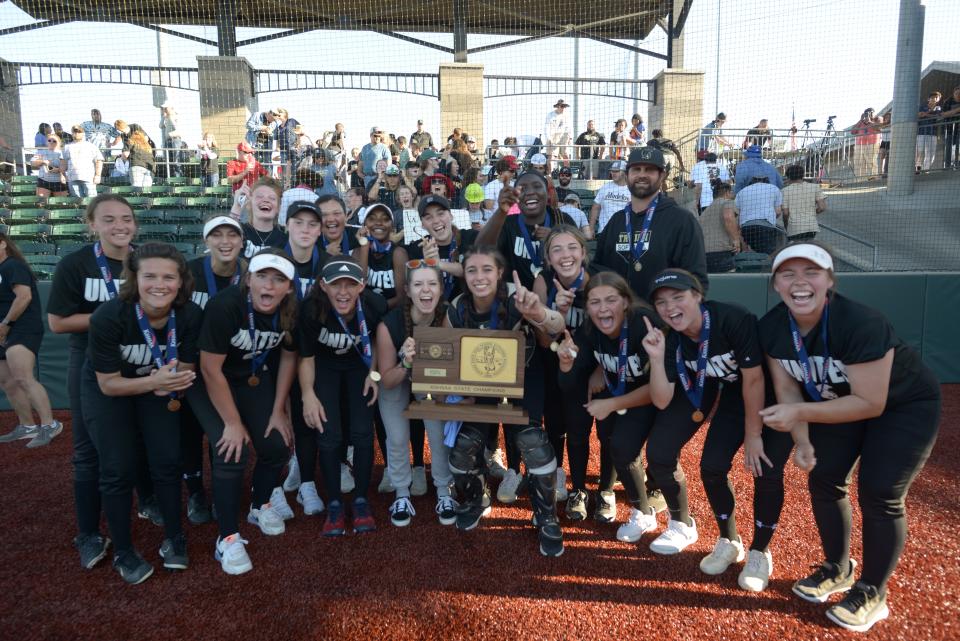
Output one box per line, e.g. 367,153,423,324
0,0,957,273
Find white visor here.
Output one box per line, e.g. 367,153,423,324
248,253,295,280
202,216,243,240
771,243,834,273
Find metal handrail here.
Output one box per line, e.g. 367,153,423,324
818,223,879,271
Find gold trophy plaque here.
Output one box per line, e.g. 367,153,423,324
403,327,529,424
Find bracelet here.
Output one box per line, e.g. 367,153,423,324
402,361,412,369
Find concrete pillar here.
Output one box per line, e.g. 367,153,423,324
648,68,703,172
669,0,685,69
197,56,255,154
439,63,484,151
888,0,924,196
0,58,24,177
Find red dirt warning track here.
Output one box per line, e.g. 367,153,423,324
0,386,957,641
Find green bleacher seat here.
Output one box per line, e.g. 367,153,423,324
17,241,56,255
183,197,218,208
162,209,205,224
8,183,36,196
574,188,595,199
137,224,179,241
11,175,38,184
8,195,41,209
26,254,60,280
734,252,772,273
48,223,90,242
124,196,151,209
173,185,203,196
150,196,183,208
164,176,187,185
9,224,50,240
47,209,85,223
177,224,205,242
46,195,82,209
204,185,232,196
141,185,172,195
171,242,197,255
135,211,164,224
4,209,47,225
188,177,203,186
109,185,136,195
56,241,88,256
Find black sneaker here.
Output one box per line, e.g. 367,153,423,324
455,501,492,531
826,582,890,632
538,522,565,557
75,533,110,569
137,496,165,527
389,497,415,527
113,550,154,585
792,559,857,603
435,495,458,526
647,489,668,514
565,489,588,521
187,492,213,525
159,533,189,570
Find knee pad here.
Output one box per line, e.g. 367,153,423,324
449,425,486,474
516,425,556,475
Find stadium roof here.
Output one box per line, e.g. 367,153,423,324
6,1,686,42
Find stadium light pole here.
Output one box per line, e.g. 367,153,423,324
714,0,720,117
888,0,924,196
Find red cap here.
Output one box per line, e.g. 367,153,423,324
237,141,254,153
502,155,519,171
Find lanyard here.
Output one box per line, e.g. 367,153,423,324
603,319,629,397
93,242,119,300
134,303,178,405
372,238,392,254
203,256,241,298
458,295,499,330
623,195,658,265
285,243,320,301
322,232,350,256
675,305,711,413
517,212,551,272
788,303,831,402
246,294,278,377
442,233,458,299
546,268,584,310
334,299,373,368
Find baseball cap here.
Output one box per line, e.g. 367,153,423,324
626,147,666,171
384,164,401,176
531,153,547,166
370,126,384,135
419,149,440,161
559,167,573,176
745,145,763,158
418,194,451,218
554,98,570,108
248,252,294,280
202,215,243,240
610,160,627,172
771,243,834,273
237,141,254,153
286,200,321,221
501,155,519,171
417,119,424,125
321,258,364,284
465,135,476,144
563,193,581,205
464,183,484,204
650,269,703,296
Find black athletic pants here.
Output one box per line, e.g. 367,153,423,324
187,373,288,540
541,349,568,469
81,363,182,553
179,401,207,496
808,396,940,594
597,403,657,511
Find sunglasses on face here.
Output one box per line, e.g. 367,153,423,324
406,258,439,269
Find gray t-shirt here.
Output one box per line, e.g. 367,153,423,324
35,148,63,182
735,183,782,227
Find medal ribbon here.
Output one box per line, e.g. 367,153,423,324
441,233,458,299
203,256,241,298
675,304,711,412
134,303,178,403
334,299,373,369
623,195,658,265
546,268,584,310
285,242,320,301
93,241,119,300
603,319,629,398
321,232,351,256
517,211,551,272
788,303,831,402
247,293,278,378
372,238,392,254
458,295,499,330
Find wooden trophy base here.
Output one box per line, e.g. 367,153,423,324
403,399,529,425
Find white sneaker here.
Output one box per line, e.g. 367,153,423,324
486,448,508,479
410,466,428,496
296,481,325,515
340,463,356,493
377,473,394,494
650,517,698,555
555,468,568,502
346,445,354,466
215,534,252,575
616,507,658,542
282,454,301,492
700,536,745,575
738,549,774,592
247,503,285,536
270,487,294,520
496,469,522,504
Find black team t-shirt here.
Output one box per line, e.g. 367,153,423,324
241,224,286,259
298,289,387,370
366,243,399,303
198,285,295,382
47,243,126,350
0,257,42,332
188,256,244,310
87,298,202,378
758,292,939,406
537,263,608,333
496,208,577,289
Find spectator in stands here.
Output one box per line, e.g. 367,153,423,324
629,114,646,146
396,136,410,169
442,154,465,206
575,120,606,160
544,98,572,162
404,160,421,187
196,132,220,189
851,108,882,179
609,119,635,160
292,125,313,166
555,167,575,203
646,129,686,176
347,160,364,190
271,108,298,184
345,186,367,226
361,127,392,188
123,129,156,189
308,148,339,198
464,182,490,230
52,122,65,142
410,119,434,151
63,124,104,197
394,184,418,222
227,142,268,193
502,136,519,158
743,119,772,149
109,154,130,185
942,86,960,169
736,176,784,255
367,164,405,211
465,135,480,161
245,108,278,163
781,164,826,242
916,92,942,172
82,109,120,149
113,120,154,149
160,103,182,155
32,132,67,197
415,149,441,193
483,155,518,211
698,182,741,273
34,123,51,149
697,112,732,154
734,145,783,194
691,152,731,214
559,193,593,240
590,160,630,234
486,139,503,162
0,232,61,449
876,113,892,177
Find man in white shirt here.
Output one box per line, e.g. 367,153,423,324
589,160,630,234
559,193,594,240
62,124,104,197
483,155,518,211
543,98,572,163
690,152,731,214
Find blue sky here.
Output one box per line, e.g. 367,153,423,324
0,0,956,149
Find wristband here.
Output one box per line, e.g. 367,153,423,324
402,360,412,369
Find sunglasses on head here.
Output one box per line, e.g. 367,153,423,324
406,258,439,269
